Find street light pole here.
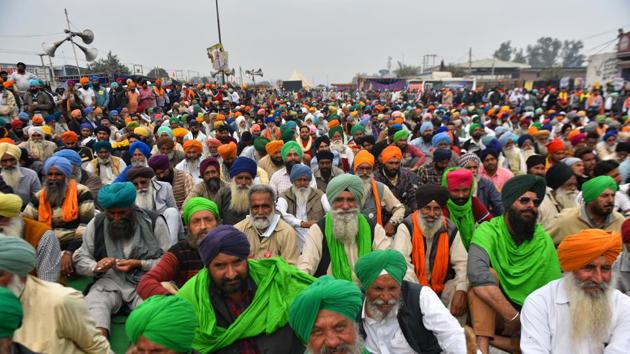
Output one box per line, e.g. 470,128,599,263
214,0,225,84
64,8,82,76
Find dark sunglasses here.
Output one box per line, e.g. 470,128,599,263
517,196,541,207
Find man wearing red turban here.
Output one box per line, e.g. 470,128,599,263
521,229,630,353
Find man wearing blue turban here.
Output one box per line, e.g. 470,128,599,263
53,148,102,198
85,139,127,184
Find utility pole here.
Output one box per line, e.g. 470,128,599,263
214,0,225,84
64,8,81,75
468,47,472,74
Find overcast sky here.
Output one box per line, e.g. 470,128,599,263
1,0,628,84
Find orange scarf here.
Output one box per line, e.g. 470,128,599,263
410,210,450,293
38,179,79,227
371,178,382,225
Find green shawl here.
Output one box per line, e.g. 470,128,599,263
324,212,372,281
442,168,476,249
471,216,561,305
177,257,315,353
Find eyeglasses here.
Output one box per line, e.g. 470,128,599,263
517,196,542,207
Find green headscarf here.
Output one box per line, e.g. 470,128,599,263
471,216,561,305
0,234,36,276
355,250,407,289
177,257,314,353
392,130,410,144
157,125,173,138
0,287,22,339
328,125,344,139
323,212,372,281
441,168,476,249
281,140,302,160
254,137,270,153
326,174,364,203
582,176,618,204
126,295,197,352
288,276,363,344
469,123,481,135
350,124,365,136
182,197,220,224
281,126,295,142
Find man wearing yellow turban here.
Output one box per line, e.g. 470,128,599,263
258,140,285,177
521,229,630,353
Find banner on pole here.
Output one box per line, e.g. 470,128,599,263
207,43,229,72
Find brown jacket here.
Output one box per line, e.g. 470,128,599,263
281,187,326,222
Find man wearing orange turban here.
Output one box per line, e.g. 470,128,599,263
521,229,629,353
374,145,421,218
546,138,565,167
177,140,204,183
217,142,237,183
258,140,285,177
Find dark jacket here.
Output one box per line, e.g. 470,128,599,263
476,176,503,216
24,91,54,115
214,187,249,225
374,166,420,216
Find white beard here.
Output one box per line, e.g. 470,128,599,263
330,208,359,243
418,214,443,240
331,140,345,153
98,157,111,165
360,176,372,204
28,140,45,160
292,186,311,206
229,182,251,213
366,298,399,322
251,213,274,231
7,273,25,298
305,328,365,354
135,184,155,210
521,148,536,161
131,159,148,167
555,188,579,209
1,166,23,191
564,272,614,344
0,217,24,237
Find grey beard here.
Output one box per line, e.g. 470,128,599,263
366,298,399,322
331,141,345,153
108,211,137,240
360,176,372,204
71,167,82,182
1,166,22,191
7,273,25,298
28,140,45,160
0,217,24,237
292,186,311,206
555,189,578,209
135,185,154,210
97,157,111,165
251,213,274,231
330,208,359,243
131,159,147,167
229,182,251,213
564,272,614,344
45,179,68,207
305,327,365,354
419,214,443,240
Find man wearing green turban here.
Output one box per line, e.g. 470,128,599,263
354,250,466,354
298,174,393,283
126,295,198,353
270,140,316,196
137,197,219,298
288,276,365,353
548,175,624,246
462,123,484,153
350,124,366,140
0,287,39,354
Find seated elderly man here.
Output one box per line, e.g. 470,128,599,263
288,275,364,354
73,182,171,337
176,139,204,183
85,140,127,185
18,126,56,161
0,142,40,208
148,154,193,209
54,149,102,198
23,156,94,276
299,174,392,283
394,184,469,318
270,140,317,196
277,164,327,251
176,225,312,353
137,197,219,298
113,141,152,183
538,162,579,231
215,156,257,225
522,229,630,353
0,236,112,354
154,136,185,167
467,175,561,354
355,250,466,353
614,219,630,295
126,295,198,354
0,193,60,282
549,175,624,246
0,287,36,354
235,184,300,265
184,156,224,204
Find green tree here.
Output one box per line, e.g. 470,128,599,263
393,61,420,78
561,40,585,67
526,37,562,67
513,49,527,64
493,41,514,61
147,67,169,79
88,51,131,75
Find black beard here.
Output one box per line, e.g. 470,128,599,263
158,172,174,184
507,208,537,244
452,196,468,205
320,168,331,179
286,161,297,174
384,167,398,178
271,157,284,166
108,211,136,240
422,135,432,143
213,273,248,294
205,178,221,193
590,203,613,219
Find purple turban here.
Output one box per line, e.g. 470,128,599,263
229,156,257,179
200,157,220,176
148,154,170,171
198,225,251,265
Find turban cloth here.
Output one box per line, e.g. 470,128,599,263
392,129,410,144
604,130,618,142
156,137,175,149
289,164,312,182
0,234,36,276
622,218,630,243
498,132,515,147
229,156,257,178
326,174,364,203
253,137,269,153
545,163,574,190
80,122,92,131
250,124,261,134
0,142,21,160
10,119,23,129
558,229,622,272
420,121,433,134
0,193,22,218
98,182,137,209
501,174,546,209
126,166,155,180
31,115,44,124
328,125,344,139
148,154,170,171
355,250,407,289
182,197,220,224
28,127,44,137
281,141,303,160
157,126,173,138
45,114,57,124
445,168,473,190
264,117,275,124
0,287,22,339
350,125,366,136
327,119,340,129
561,157,581,167
517,134,534,148
53,149,81,167
433,148,452,162
416,184,450,208
526,154,546,170
79,76,89,85
480,148,499,161
217,141,237,159
172,128,188,138
198,225,250,265
126,295,197,352
93,140,112,153
94,125,111,136
316,150,334,162
129,141,151,158
582,176,618,204
41,126,52,137
43,156,72,177
281,126,295,143
288,276,362,344
546,139,565,154
60,131,78,144
485,139,503,153
458,152,481,167
570,133,588,146
265,140,284,155
468,123,481,135
183,139,203,153
353,150,375,170
126,122,140,131
207,137,221,147
431,132,451,147
380,146,403,163
133,127,150,138
200,157,220,176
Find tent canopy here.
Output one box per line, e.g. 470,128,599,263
289,70,311,89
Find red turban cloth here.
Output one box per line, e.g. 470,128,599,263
445,169,473,191
380,146,403,163
60,131,79,144
546,138,565,154
557,229,622,272
183,140,203,153
622,218,630,243
207,137,221,147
